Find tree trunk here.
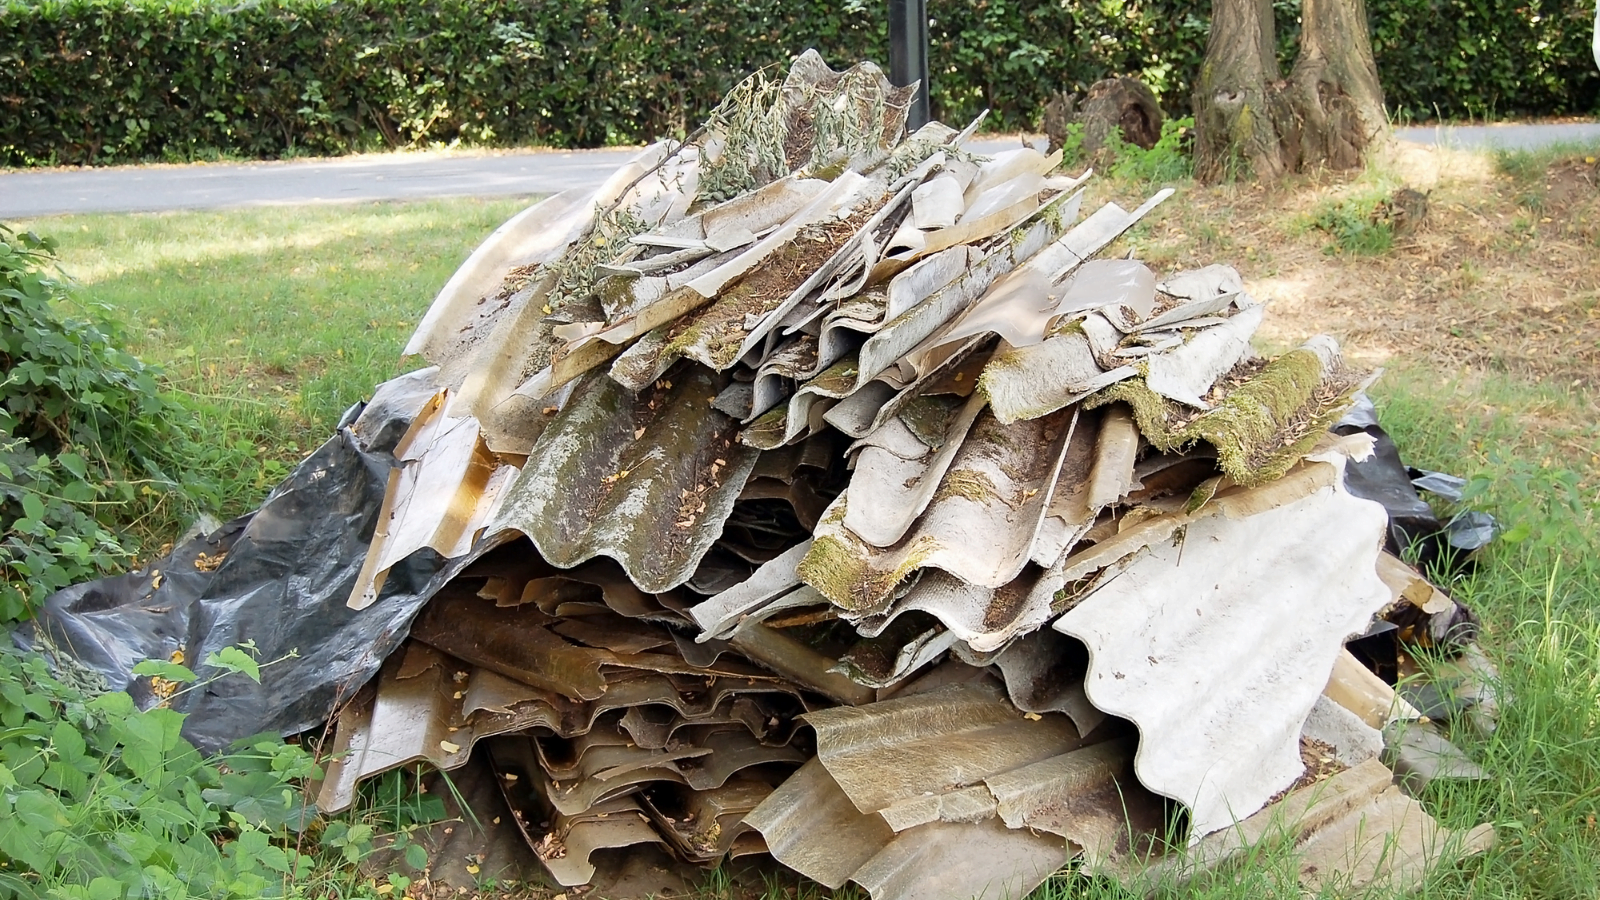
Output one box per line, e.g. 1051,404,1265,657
1191,0,1296,182
1284,0,1388,171
1192,0,1388,182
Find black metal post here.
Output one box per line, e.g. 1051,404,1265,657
888,0,930,130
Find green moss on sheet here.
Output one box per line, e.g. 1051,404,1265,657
898,394,962,449
596,272,641,314
740,405,789,449
1086,349,1359,487
799,531,938,611
808,357,860,396
934,468,999,505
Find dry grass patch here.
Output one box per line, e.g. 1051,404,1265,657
1101,142,1600,393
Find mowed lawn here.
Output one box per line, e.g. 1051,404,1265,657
16,160,1600,900
20,198,531,506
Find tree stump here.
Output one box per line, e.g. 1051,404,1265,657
1044,77,1165,156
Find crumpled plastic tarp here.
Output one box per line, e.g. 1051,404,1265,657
11,369,467,752
1334,394,1498,574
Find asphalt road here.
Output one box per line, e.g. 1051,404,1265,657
3,126,1596,219
1394,121,1600,151
0,148,642,219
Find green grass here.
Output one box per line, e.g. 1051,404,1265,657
1492,140,1600,183
1300,190,1398,256
17,198,531,528
1367,367,1600,899
1489,140,1600,221
17,195,1600,899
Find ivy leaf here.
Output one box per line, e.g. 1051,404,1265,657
204,646,261,683
56,452,88,480
131,660,197,684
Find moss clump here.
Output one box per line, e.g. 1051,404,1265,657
898,394,962,449
933,468,999,505
808,357,861,396
798,533,873,608
596,272,641,316
1016,192,1071,236
799,530,938,611
1086,348,1361,487
740,405,789,449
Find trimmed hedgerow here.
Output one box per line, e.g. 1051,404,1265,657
0,0,1595,167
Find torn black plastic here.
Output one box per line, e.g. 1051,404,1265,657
13,373,473,752
1333,394,1498,574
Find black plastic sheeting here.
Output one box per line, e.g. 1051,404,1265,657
14,381,1496,753
1335,394,1499,575
10,368,490,753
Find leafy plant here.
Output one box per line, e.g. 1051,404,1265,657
1056,117,1194,186
1,227,173,620
1,0,1592,168
1053,123,1089,169
0,224,278,623
1305,195,1397,256
0,639,451,899
1105,117,1195,184
0,644,310,899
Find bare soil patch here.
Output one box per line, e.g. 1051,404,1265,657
1100,143,1600,393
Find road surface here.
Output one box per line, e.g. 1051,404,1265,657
3,126,1595,219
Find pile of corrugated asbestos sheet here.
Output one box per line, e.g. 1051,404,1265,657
316,52,1495,898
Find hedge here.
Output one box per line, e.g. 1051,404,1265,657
1,0,1596,167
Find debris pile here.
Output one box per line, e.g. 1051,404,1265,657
28,52,1498,898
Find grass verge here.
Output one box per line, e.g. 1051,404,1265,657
16,198,532,538
11,141,1600,899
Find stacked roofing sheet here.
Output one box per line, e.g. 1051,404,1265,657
317,52,1493,897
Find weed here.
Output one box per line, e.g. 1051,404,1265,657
1055,123,1089,169
0,226,265,620
1105,117,1195,185
1304,194,1396,255
1059,118,1195,187
0,643,321,899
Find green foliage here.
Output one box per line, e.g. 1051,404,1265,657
1053,124,1089,170
1370,0,1600,122
1,0,1595,167
1305,195,1396,256
1105,117,1195,184
0,226,197,621
0,645,317,899
0,641,448,899
1056,117,1194,186
1491,141,1600,210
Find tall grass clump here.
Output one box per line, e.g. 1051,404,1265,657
1375,378,1600,898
